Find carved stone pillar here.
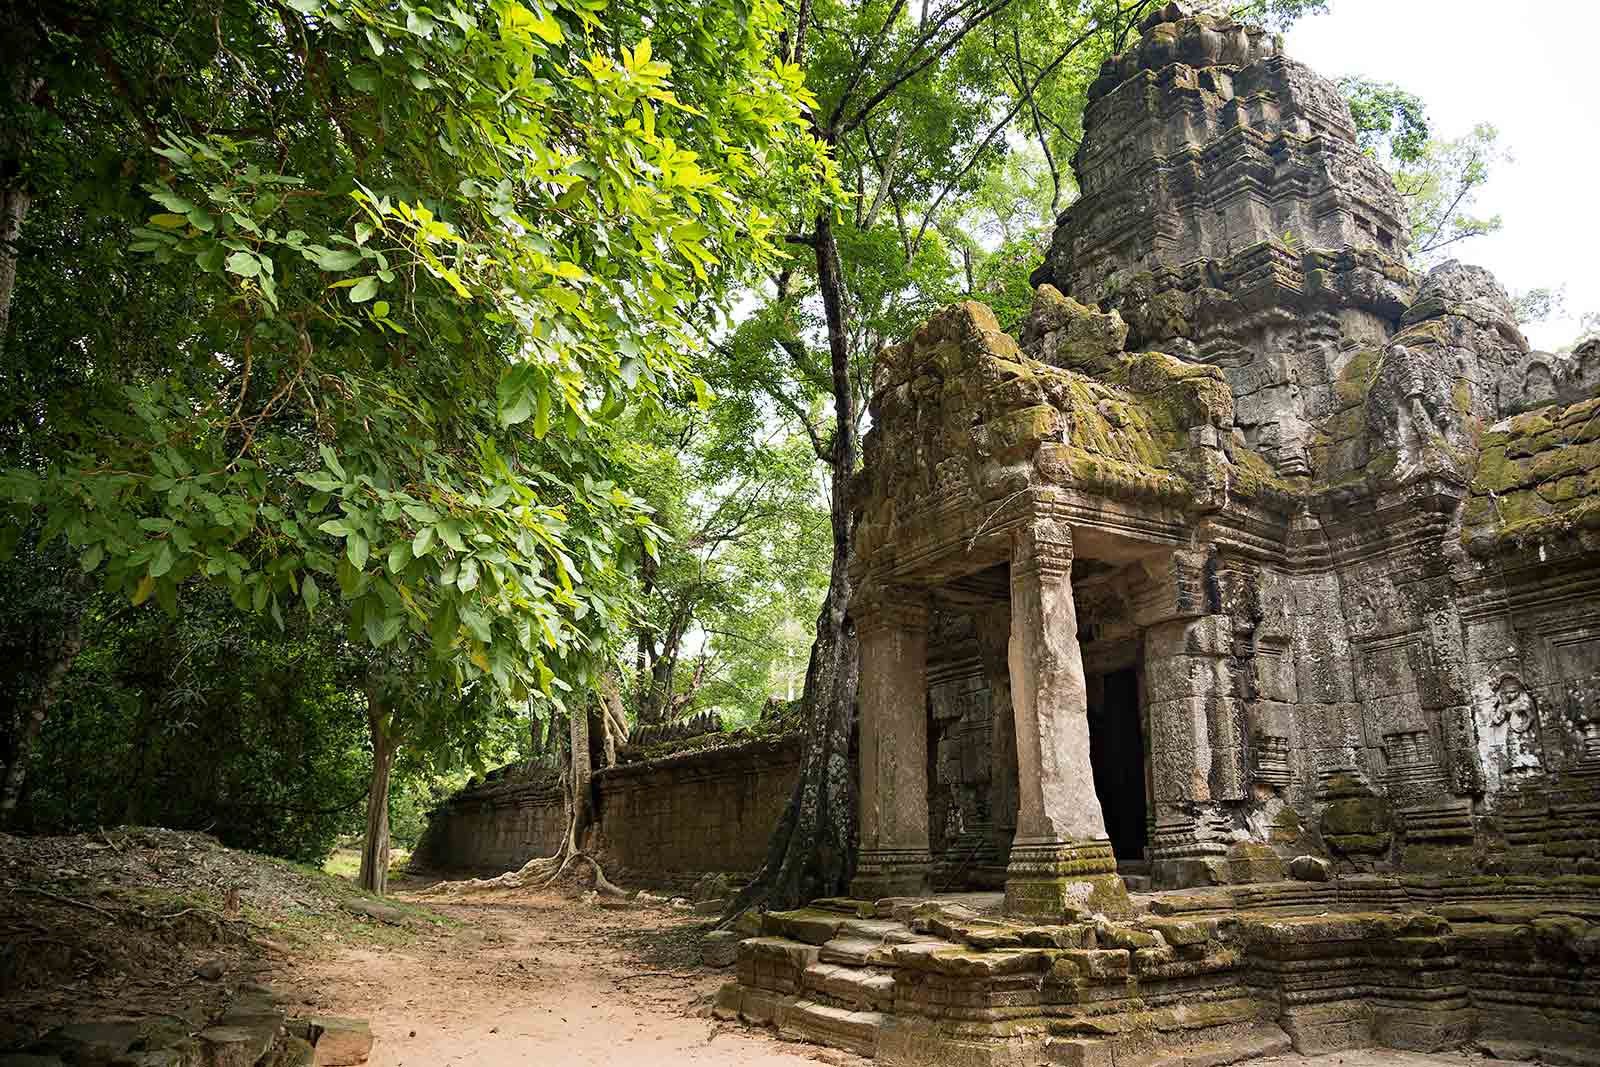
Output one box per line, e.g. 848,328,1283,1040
1142,616,1237,887
852,589,933,899
1003,519,1130,918
975,601,1017,886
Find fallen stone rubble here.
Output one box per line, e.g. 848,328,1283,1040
0,983,373,1067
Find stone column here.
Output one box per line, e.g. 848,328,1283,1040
1143,616,1235,887
1003,519,1130,917
975,601,1017,886
852,590,933,899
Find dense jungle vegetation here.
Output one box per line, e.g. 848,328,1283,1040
0,0,1561,901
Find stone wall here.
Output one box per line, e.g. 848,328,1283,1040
410,769,567,875
590,736,802,883
414,736,803,884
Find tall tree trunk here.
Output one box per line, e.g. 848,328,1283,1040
0,181,30,349
568,690,593,851
599,671,628,767
0,7,41,352
358,684,397,896
0,597,87,825
725,207,861,918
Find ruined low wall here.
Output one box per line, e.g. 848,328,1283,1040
590,735,801,883
413,735,803,883
410,769,568,875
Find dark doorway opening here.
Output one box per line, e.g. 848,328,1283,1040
1087,667,1147,862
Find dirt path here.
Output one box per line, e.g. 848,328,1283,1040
279,886,860,1067
278,886,1520,1067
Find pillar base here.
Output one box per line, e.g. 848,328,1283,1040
852,847,932,900
1002,838,1130,918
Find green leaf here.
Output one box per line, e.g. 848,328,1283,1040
347,530,370,569
412,525,436,557
149,541,175,578
458,557,479,591
319,443,346,480
315,249,363,271
318,518,353,537
225,251,260,277
430,598,459,653
286,0,322,11
365,26,385,56
387,541,411,573
302,574,321,614
349,276,379,303
81,544,104,573
365,608,402,647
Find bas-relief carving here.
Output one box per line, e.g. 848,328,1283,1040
1474,674,1545,792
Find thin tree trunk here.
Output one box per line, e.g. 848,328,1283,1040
0,599,87,824
599,671,628,767
358,684,396,896
0,5,41,352
724,207,861,918
0,183,30,349
568,690,593,850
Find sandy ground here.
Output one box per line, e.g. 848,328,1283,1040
278,886,1522,1067
282,886,860,1067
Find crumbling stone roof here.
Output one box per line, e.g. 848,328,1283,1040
1464,397,1600,554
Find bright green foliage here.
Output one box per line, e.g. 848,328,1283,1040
1339,76,1431,166
1336,77,1504,265
620,385,831,726
2,0,824,712
1396,124,1506,264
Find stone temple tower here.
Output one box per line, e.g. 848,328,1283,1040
840,0,1600,911
1034,1,1414,475
720,5,1600,1063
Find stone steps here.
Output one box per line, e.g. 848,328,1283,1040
777,999,884,1057
801,962,895,1011
1045,1023,1291,1067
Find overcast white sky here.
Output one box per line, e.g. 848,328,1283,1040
1285,0,1599,350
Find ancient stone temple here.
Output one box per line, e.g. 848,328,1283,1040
718,4,1600,1063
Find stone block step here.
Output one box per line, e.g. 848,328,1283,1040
818,937,879,966
1145,1024,1293,1067
839,918,905,940
1046,1023,1290,1067
801,962,895,1010
777,999,883,1058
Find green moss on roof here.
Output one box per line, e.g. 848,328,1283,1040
1464,395,1600,552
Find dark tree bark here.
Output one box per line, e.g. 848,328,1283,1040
725,207,862,917
568,688,594,849
358,681,397,896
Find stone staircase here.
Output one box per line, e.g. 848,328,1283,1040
715,878,1600,1067
717,895,1296,1065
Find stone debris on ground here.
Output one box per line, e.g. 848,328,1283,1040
0,980,371,1067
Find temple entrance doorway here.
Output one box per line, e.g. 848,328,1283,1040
1086,666,1147,863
